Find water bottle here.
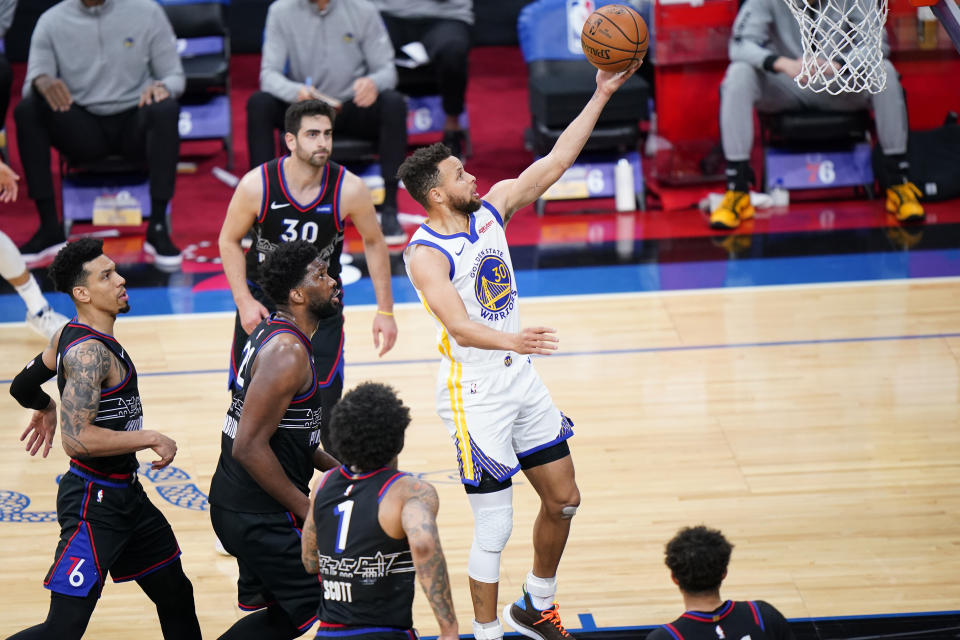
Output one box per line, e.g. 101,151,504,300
614,158,636,212
771,179,789,207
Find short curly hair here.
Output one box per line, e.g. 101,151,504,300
397,142,452,208
257,240,319,307
47,238,104,298
664,525,733,594
330,382,411,471
285,99,337,135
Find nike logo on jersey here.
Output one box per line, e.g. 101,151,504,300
119,349,124,360
270,201,291,210
455,243,465,256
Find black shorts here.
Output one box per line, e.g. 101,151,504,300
229,284,345,451
210,505,321,633
43,468,182,598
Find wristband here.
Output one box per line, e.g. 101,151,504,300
377,310,394,317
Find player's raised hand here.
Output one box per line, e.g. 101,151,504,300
596,59,642,95
150,432,178,469
514,326,559,355
20,399,58,458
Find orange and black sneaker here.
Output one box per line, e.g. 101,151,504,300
503,589,573,640
709,190,755,230
886,182,925,223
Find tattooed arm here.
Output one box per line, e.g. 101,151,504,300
60,340,177,467
301,471,330,574
397,477,458,640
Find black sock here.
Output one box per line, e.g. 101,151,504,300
35,198,61,236
382,181,398,211
149,199,169,227
882,153,910,187
725,161,751,192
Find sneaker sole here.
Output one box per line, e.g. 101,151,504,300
709,220,740,231
144,241,184,267
887,209,926,224
502,604,547,640
22,241,67,263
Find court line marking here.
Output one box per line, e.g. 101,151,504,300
3,330,957,385
0,275,957,327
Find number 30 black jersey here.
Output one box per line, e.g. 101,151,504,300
246,156,346,284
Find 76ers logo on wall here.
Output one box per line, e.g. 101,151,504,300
567,0,596,54
474,254,516,321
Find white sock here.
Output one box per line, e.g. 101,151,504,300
525,571,557,611
472,619,503,640
16,275,48,316
0,228,26,279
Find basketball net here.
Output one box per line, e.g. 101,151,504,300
783,0,889,94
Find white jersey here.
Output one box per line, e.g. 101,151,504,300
403,201,519,366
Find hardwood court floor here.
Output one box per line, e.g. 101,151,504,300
1,278,959,638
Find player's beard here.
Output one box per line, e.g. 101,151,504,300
309,288,341,319
118,303,131,314
449,191,482,215
296,144,328,168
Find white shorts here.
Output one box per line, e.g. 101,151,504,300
435,353,573,487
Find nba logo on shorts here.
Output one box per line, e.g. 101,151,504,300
470,382,478,394
96,490,103,503
567,0,595,55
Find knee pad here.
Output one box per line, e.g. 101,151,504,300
467,488,514,583
560,505,578,520
469,488,514,552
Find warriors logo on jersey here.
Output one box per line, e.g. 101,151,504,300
472,251,516,319
403,201,520,366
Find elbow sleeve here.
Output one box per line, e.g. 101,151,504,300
10,353,56,411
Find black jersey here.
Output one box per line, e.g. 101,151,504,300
209,314,324,513
246,156,346,284
647,601,794,640
55,320,143,476
312,467,416,631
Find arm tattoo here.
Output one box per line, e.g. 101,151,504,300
59,341,112,456
402,484,456,629
302,514,320,574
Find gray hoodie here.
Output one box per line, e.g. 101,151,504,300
261,0,397,104
373,0,473,25
730,0,889,69
729,0,805,68
23,0,184,115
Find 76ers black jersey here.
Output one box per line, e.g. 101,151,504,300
647,600,794,640
246,156,346,284
56,320,143,476
209,314,324,513
312,467,416,631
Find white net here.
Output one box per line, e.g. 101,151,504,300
782,0,889,94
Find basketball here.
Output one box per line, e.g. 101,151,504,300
581,4,648,73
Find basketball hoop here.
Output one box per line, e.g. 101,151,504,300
782,0,889,94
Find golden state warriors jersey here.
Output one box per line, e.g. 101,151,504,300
403,201,519,365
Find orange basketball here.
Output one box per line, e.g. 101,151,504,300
581,4,648,73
